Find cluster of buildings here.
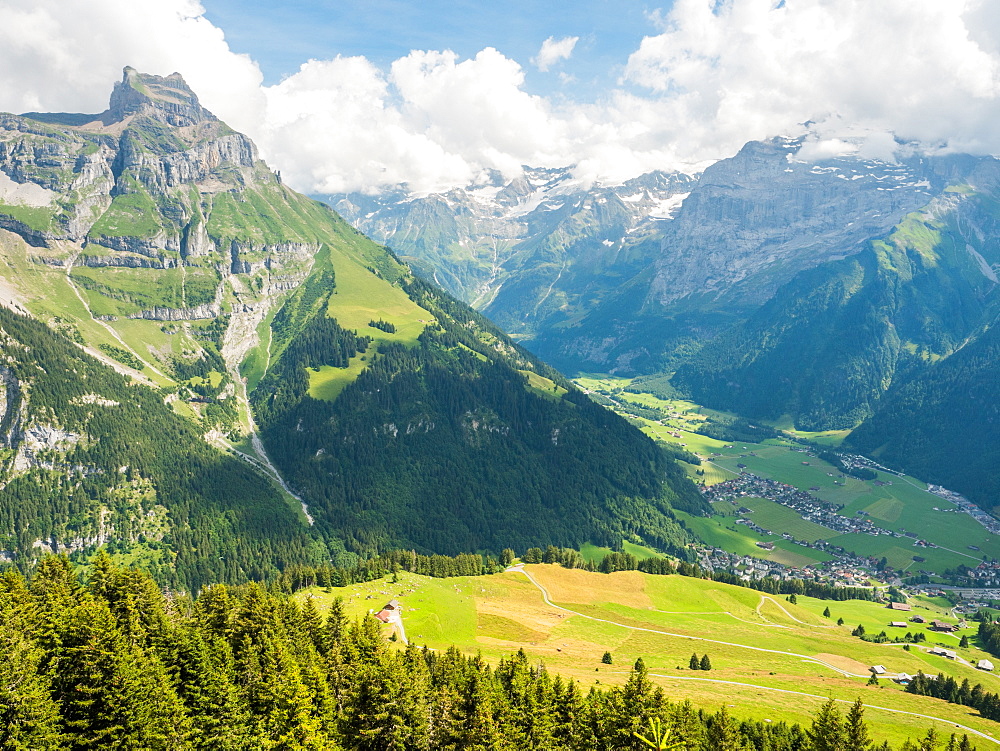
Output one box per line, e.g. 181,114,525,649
693,544,877,589
704,474,896,539
928,485,1000,535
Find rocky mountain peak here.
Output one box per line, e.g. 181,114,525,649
106,66,216,126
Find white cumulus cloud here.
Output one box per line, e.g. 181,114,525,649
2,0,1000,194
531,36,579,72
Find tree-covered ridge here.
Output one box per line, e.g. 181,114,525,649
0,307,315,590
672,206,1000,431
847,319,1000,511
251,264,701,558
0,554,972,750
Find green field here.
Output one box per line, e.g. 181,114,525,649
741,497,838,543
296,566,1000,747
325,241,433,347
605,388,1000,576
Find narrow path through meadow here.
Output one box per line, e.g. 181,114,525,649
604,671,999,746
510,566,999,744
513,566,866,677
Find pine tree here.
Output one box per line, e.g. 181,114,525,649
706,705,745,751
918,727,941,750
845,698,873,750
699,654,712,671
602,651,613,665
809,699,846,751
689,653,701,670
960,635,970,648
0,616,64,750
823,606,831,618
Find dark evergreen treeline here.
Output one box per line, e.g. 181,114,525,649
0,554,971,750
254,312,370,426
368,318,396,333
695,417,780,444
976,621,1000,659
907,670,1000,724
252,271,706,558
708,570,877,602
274,547,878,607
0,307,317,592
276,550,505,591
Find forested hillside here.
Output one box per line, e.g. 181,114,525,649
0,68,701,581
0,307,315,591
848,319,1000,511
252,248,702,556
672,207,999,429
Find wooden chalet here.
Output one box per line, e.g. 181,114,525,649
930,620,957,632
888,602,912,612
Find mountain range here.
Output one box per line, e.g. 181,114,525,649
0,68,699,588
327,140,1000,513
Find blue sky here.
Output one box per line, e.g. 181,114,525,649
200,0,666,100
2,1,998,194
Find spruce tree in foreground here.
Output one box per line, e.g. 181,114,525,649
809,699,847,751
846,698,873,750
689,653,700,670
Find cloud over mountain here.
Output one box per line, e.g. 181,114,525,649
2,0,1000,193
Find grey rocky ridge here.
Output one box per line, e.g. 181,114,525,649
325,166,696,339
0,68,699,582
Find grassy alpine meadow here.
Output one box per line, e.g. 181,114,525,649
295,565,1000,747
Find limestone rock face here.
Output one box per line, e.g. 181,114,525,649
0,68,263,264
0,68,322,329
642,138,955,310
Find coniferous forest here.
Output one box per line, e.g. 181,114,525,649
252,273,704,557
0,307,317,592
0,553,976,751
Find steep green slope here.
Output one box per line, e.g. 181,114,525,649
673,202,1000,430
0,68,701,577
848,318,1000,512
0,307,314,590
251,240,700,556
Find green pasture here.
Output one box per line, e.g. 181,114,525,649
740,497,837,543
296,566,1000,746
325,242,432,347
632,405,998,574
520,369,568,399
307,353,369,402
676,509,831,567
572,374,633,392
